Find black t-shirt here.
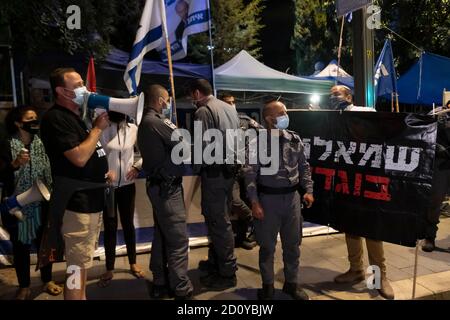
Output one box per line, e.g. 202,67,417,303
40,105,108,213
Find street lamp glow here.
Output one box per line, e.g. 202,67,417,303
310,94,320,105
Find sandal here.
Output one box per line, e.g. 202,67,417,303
130,268,145,279
43,281,63,296
97,271,114,288
15,287,31,300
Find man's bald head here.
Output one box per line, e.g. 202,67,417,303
144,84,169,112
263,101,287,129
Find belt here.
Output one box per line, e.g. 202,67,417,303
147,176,182,186
257,184,299,195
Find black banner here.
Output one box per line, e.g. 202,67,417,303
288,111,437,247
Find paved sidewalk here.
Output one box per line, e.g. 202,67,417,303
1,216,449,300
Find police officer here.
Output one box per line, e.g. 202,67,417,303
187,79,240,290
137,84,193,300
220,92,260,250
244,101,314,300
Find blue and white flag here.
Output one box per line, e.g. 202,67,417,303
374,39,397,100
158,0,210,61
124,0,165,95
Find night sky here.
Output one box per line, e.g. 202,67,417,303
259,0,296,72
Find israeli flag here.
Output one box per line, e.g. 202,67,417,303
158,0,210,61
124,0,165,95
374,39,398,101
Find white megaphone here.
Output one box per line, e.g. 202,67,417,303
0,179,50,221
84,92,145,124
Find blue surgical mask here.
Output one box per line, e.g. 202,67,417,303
162,108,171,118
72,86,88,106
162,98,172,118
275,115,289,130
330,96,350,111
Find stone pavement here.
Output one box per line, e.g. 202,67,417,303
1,216,449,300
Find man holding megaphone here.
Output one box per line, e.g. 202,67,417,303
40,68,110,300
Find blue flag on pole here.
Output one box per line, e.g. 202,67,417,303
158,0,210,61
374,39,397,101
124,0,166,95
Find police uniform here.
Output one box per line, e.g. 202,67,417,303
194,96,240,286
244,129,313,287
137,108,193,298
231,114,264,248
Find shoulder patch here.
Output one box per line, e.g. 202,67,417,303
286,130,301,142
249,119,258,128
163,118,177,130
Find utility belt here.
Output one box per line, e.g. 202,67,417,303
147,175,182,199
257,184,299,195
147,176,182,186
202,164,237,179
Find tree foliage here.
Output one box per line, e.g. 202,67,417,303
0,0,264,66
291,0,450,76
0,0,119,59
187,0,265,66
290,0,346,75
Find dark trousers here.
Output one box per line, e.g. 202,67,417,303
201,171,237,277
426,168,450,239
147,182,193,296
231,179,253,243
12,230,52,288
255,192,302,285
103,183,137,271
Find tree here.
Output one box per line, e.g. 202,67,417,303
0,0,117,59
380,0,450,74
290,0,450,76
187,0,265,66
290,0,352,76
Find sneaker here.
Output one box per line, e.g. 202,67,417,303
334,269,365,283
378,277,395,300
257,284,274,300
198,260,218,273
240,239,257,250
282,283,310,300
200,273,237,291
150,284,171,299
174,291,194,300
247,230,256,243
421,238,435,252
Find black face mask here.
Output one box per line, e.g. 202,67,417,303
330,96,350,111
108,111,126,123
21,120,40,134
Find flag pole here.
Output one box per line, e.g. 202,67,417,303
391,92,394,113
336,16,346,86
160,0,178,126
395,93,400,113
206,0,216,96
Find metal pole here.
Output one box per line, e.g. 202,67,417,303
412,240,419,299
20,71,25,105
207,0,216,96
336,16,345,86
352,4,375,108
160,0,178,126
8,46,17,106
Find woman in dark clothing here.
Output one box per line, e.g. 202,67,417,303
0,106,62,299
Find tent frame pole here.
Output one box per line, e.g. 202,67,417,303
412,240,420,299
207,0,216,96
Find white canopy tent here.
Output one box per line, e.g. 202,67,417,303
214,50,333,95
